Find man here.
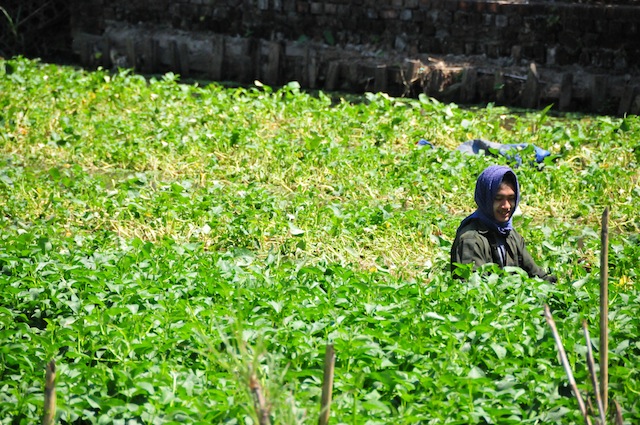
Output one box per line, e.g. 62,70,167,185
450,165,556,282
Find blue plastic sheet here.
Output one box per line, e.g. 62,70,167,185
456,139,551,166
416,139,434,148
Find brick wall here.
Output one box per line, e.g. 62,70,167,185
69,0,640,114
72,0,640,74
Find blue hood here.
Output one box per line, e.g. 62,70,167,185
460,165,520,236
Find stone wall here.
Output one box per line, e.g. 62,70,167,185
69,0,640,115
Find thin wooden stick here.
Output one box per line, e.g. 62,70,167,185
600,207,609,414
613,399,624,425
42,359,56,425
585,397,595,420
543,305,592,425
582,320,606,425
249,372,271,425
318,344,335,425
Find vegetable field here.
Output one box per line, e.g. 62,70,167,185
1,57,639,424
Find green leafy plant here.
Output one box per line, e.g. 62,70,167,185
0,57,639,424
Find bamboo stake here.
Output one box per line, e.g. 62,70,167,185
42,359,56,425
613,399,624,425
582,321,606,425
543,305,592,425
586,397,595,420
249,371,271,425
318,344,335,425
600,207,609,414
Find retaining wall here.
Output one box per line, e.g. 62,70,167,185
70,0,640,115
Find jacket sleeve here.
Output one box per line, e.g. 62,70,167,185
451,233,494,271
517,237,557,283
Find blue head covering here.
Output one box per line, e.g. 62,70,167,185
460,165,520,236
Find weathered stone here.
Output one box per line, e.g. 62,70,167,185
485,43,499,59
454,10,468,25
208,35,224,80
460,67,477,104
511,45,522,63
591,74,607,112
521,62,540,109
476,73,495,101
630,94,640,115
558,72,573,111
324,61,340,91
441,81,461,103
264,41,282,85
380,9,398,20
546,46,556,66
296,2,309,13
464,43,474,55
494,70,505,104
146,37,159,73
102,37,111,68
374,65,387,93
426,67,444,96
310,2,323,14
617,84,637,116
179,42,190,76
486,2,498,14
495,15,508,28
126,39,136,69
306,47,318,88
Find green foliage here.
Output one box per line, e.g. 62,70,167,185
1,57,639,424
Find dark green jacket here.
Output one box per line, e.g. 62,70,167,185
450,219,555,282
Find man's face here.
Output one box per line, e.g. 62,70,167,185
493,182,516,223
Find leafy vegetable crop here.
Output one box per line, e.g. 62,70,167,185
1,57,639,424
